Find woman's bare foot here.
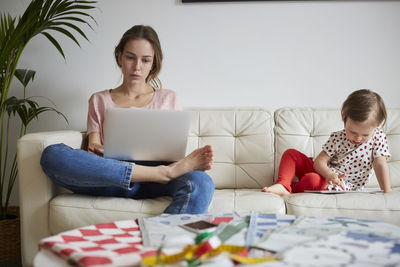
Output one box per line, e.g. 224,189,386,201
130,146,213,184
261,184,290,197
168,145,214,178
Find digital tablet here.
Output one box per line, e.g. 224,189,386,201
179,220,217,233
304,189,383,194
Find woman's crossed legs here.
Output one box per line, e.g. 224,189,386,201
40,143,215,214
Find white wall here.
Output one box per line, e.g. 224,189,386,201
2,0,400,205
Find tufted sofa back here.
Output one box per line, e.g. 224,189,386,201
274,108,400,188
186,108,275,189
185,107,400,190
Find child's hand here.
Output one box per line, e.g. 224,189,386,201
325,173,346,190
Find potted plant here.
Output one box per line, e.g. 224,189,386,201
0,0,96,261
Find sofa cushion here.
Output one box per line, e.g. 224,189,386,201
186,108,275,189
285,189,400,225
49,189,285,234
208,189,285,214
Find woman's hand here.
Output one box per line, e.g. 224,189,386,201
88,143,104,157
88,132,104,156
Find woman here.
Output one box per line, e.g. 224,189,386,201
40,25,215,214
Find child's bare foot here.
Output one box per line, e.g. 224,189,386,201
261,184,290,197
168,145,214,178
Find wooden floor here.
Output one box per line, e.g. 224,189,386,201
0,258,22,267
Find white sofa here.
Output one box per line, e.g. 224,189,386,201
17,107,400,266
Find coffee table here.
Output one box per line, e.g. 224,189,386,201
34,249,72,267
34,212,400,266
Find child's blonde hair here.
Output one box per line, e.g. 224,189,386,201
341,89,387,127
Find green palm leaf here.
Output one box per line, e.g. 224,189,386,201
4,96,68,127
1,0,97,100
0,0,96,218
46,26,82,47
41,31,66,58
14,69,36,88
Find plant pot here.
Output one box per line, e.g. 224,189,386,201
0,206,21,262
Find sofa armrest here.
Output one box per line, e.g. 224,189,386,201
17,130,85,267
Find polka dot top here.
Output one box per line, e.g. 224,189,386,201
322,129,390,190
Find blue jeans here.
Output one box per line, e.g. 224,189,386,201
40,143,214,214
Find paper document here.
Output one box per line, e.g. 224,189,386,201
139,212,248,248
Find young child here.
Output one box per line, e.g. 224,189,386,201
262,89,391,196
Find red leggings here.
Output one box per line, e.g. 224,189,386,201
276,149,326,193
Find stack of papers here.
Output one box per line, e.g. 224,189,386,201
139,212,248,248
38,212,400,266
139,212,400,266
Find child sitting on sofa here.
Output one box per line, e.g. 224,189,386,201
262,89,391,196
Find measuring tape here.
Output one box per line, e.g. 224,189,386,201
142,243,279,265
142,219,279,265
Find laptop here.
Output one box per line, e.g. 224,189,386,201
103,107,191,162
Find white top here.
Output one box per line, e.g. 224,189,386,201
323,128,390,190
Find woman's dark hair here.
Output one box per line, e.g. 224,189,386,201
341,89,387,127
114,25,163,86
